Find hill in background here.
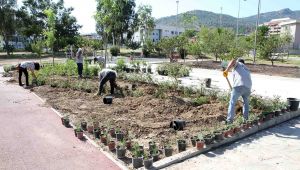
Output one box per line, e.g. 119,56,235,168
155,8,300,33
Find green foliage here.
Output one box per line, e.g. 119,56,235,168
116,58,126,72
132,89,144,97
31,40,44,58
157,63,191,78
199,27,235,61
110,46,120,56
0,5,16,55
3,65,15,72
132,142,143,158
95,0,137,45
43,8,56,52
193,96,209,106
137,4,155,43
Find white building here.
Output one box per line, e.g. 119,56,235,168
263,18,300,50
133,25,186,43
262,18,293,35
280,20,300,50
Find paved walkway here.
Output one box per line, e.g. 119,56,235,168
165,117,300,170
0,76,121,170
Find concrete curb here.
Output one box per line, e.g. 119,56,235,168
31,92,129,170
152,110,300,169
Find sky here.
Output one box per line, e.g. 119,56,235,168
19,0,300,34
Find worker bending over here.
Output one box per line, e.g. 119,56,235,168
96,68,118,95
18,61,40,87
223,58,252,124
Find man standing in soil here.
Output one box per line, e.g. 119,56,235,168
223,58,252,124
76,48,84,78
18,61,40,87
96,68,118,96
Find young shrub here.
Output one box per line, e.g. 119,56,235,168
193,96,209,106
116,58,126,72
110,46,120,56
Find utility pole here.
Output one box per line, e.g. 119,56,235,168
176,0,179,34
236,0,246,37
220,6,223,27
253,0,261,64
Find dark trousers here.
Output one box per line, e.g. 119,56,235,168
99,72,117,95
18,67,29,86
77,63,83,77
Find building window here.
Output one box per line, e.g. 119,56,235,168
171,31,174,34
153,39,155,42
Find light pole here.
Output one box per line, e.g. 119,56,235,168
176,0,179,34
220,6,223,27
253,0,261,64
236,0,246,37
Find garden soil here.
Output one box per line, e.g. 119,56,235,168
28,77,233,151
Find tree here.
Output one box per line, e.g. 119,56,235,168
31,40,44,62
95,0,137,45
186,38,204,61
17,0,80,51
257,34,292,66
43,8,56,64
136,4,155,45
0,1,16,55
199,27,235,61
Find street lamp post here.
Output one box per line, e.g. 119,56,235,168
253,0,261,64
176,0,179,34
220,6,223,27
236,0,246,37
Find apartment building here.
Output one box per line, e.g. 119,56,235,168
133,25,186,43
263,18,300,50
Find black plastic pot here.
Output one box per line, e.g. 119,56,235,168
288,99,299,111
63,118,70,127
132,157,143,169
170,120,186,131
151,152,159,162
103,96,113,104
147,68,152,74
177,140,186,152
164,146,173,157
204,78,211,88
81,121,87,131
143,157,153,169
274,110,281,117
204,134,214,145
214,131,224,141
116,131,124,141
125,68,130,73
191,136,197,147
116,146,126,159
94,128,100,139
149,141,156,151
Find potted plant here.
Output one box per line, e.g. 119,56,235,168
87,124,94,133
190,136,197,147
142,61,147,73
147,64,152,74
150,145,160,162
203,133,215,145
115,128,124,141
132,143,143,169
93,121,99,129
125,132,134,150
148,141,156,151
61,116,70,127
177,139,187,152
94,128,100,139
116,139,126,159
108,139,116,151
223,124,234,138
109,127,116,138
81,121,87,131
143,152,153,169
75,126,84,140
213,130,224,142
164,143,173,157
100,131,108,145
196,134,205,150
